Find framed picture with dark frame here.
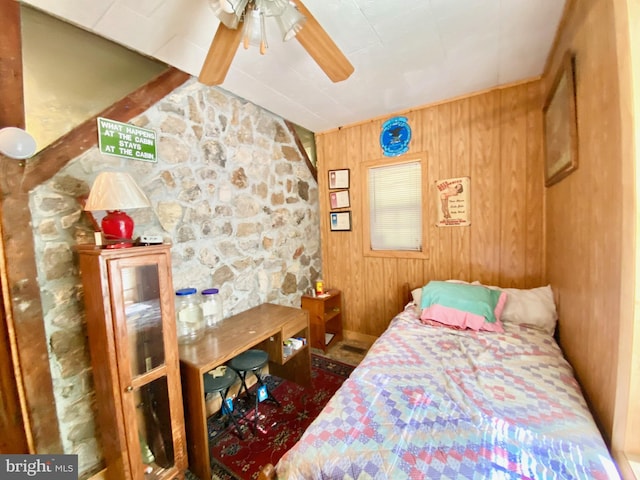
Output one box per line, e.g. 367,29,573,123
329,189,350,209
543,51,578,187
329,211,351,231
328,169,350,189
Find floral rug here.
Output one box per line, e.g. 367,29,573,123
200,354,354,480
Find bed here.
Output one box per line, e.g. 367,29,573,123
266,280,620,479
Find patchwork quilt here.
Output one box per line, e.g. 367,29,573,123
276,305,619,479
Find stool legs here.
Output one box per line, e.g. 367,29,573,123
204,367,244,439
218,386,243,440
228,349,280,433
235,368,280,433
254,369,280,406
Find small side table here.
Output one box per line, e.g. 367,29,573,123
301,289,343,352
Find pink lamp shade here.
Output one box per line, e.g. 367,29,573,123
84,172,151,248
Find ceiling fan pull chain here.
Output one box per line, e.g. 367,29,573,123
260,7,268,54
243,6,267,54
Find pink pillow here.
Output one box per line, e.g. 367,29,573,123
419,281,507,332
420,303,505,332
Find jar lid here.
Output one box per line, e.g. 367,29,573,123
176,287,197,296
201,288,219,295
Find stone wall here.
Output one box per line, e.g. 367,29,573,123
28,78,321,476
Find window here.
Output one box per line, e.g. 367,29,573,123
362,155,428,259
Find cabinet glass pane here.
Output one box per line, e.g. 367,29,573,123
135,376,175,476
122,264,165,376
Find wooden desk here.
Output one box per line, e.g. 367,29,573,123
179,303,311,480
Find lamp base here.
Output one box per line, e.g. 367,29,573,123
106,240,135,249
102,210,135,249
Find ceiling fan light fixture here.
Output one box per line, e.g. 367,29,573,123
210,0,248,28
276,1,306,41
243,8,268,54
255,0,287,16
219,0,235,13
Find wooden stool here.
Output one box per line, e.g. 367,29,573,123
228,349,280,432
203,366,243,439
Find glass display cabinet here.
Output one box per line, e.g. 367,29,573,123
78,244,186,480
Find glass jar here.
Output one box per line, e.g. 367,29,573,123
175,288,203,343
201,288,223,328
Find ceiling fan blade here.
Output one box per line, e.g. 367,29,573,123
198,23,243,86
291,0,354,83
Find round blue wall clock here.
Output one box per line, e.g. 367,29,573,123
380,116,411,156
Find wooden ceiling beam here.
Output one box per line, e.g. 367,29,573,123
0,0,57,455
0,0,26,129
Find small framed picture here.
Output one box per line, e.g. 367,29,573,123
330,211,352,231
329,190,350,209
543,51,578,187
328,169,350,189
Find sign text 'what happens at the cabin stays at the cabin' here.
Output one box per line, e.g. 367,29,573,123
97,117,157,163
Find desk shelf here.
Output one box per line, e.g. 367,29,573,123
260,312,310,385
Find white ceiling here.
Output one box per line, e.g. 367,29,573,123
21,0,566,133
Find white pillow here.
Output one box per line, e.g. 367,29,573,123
411,287,422,306
472,282,558,335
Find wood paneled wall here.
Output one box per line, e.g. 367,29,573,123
612,0,640,468
543,0,630,450
316,81,545,339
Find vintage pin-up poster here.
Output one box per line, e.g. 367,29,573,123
435,176,470,227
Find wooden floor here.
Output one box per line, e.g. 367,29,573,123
311,338,372,366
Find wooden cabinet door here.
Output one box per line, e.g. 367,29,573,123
106,252,185,479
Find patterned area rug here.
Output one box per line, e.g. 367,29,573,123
197,354,354,480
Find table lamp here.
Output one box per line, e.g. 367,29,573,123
84,172,151,248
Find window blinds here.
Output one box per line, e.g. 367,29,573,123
368,161,422,251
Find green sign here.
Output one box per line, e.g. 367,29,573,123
97,117,157,162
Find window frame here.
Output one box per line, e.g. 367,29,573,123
361,154,429,260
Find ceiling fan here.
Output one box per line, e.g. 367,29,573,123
198,0,354,86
